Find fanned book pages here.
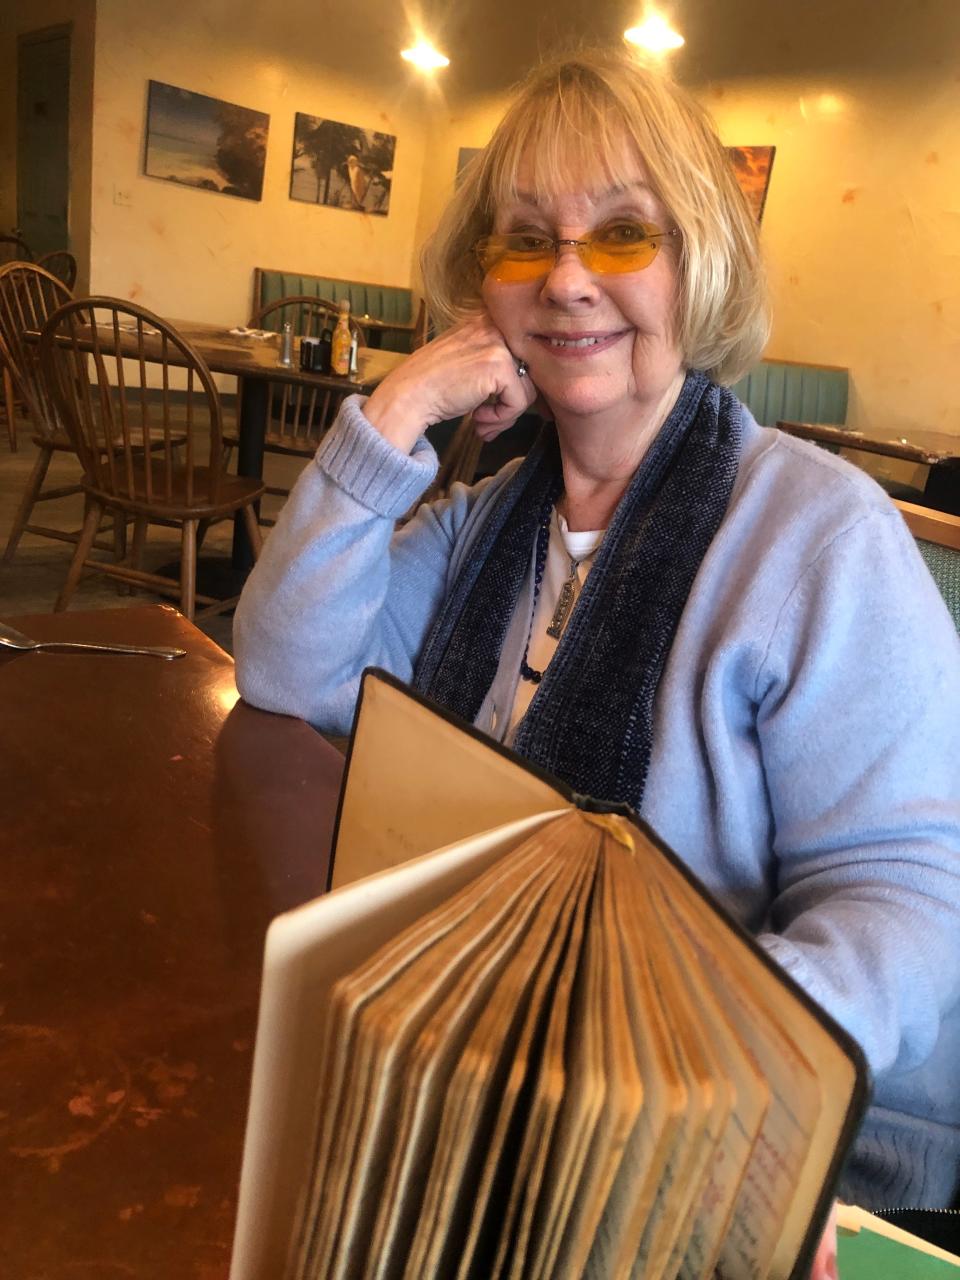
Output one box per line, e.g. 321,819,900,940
231,670,868,1280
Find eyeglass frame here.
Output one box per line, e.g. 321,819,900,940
473,224,681,280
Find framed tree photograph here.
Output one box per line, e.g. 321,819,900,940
144,80,269,201
727,145,776,223
290,114,395,216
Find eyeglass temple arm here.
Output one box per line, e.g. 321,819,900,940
551,227,679,247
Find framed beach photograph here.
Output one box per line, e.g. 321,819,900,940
144,80,269,201
727,145,776,223
290,113,395,215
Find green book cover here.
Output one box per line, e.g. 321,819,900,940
838,1226,960,1278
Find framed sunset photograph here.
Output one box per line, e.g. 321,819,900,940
727,145,776,223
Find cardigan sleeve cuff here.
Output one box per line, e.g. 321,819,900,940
314,394,440,518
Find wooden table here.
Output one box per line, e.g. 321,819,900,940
0,605,345,1278
353,313,417,348
29,319,407,568
172,322,406,565
777,420,960,514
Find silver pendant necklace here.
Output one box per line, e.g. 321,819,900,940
546,554,583,640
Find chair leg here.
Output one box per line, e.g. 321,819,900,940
3,443,53,563
180,519,198,621
242,503,264,558
118,514,149,597
112,511,128,563
130,515,148,571
55,500,102,612
2,365,17,452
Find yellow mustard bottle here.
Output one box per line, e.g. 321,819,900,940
330,299,352,376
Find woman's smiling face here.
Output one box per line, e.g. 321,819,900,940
481,151,685,428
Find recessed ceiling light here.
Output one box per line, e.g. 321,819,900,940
401,40,450,71
624,15,685,53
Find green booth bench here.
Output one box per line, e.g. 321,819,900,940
732,358,849,428
252,267,420,353
457,356,852,491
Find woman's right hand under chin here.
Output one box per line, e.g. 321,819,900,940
362,313,540,454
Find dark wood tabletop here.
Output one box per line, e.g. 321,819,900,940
352,313,416,333
30,318,407,394
777,420,960,468
0,605,345,1279
169,320,407,391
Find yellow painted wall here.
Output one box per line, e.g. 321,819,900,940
702,72,959,440
89,0,430,327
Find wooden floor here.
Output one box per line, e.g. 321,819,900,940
0,411,308,654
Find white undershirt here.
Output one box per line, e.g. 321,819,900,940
505,511,605,742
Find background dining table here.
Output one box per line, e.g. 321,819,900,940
27,318,408,569
777,419,960,514
169,322,407,566
0,604,345,1278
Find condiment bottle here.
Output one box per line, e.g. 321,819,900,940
279,320,294,367
330,299,352,376
317,320,333,373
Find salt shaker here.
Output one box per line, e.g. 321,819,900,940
279,320,294,367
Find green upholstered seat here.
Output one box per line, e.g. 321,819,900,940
253,268,415,353
732,360,849,427
917,540,960,632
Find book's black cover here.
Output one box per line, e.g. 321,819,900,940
328,666,871,1280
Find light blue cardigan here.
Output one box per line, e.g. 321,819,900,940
234,396,960,1209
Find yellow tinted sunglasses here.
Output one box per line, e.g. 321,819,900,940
474,221,680,283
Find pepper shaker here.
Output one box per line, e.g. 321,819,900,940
279,320,294,367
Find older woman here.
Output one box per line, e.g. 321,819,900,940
235,51,960,1222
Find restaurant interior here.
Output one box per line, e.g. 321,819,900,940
1,0,959,640
2,1,960,1276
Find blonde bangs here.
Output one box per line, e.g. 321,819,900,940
484,78,638,213
421,49,770,383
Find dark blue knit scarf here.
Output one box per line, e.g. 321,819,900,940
413,370,742,809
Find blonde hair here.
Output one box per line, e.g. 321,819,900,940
421,49,770,385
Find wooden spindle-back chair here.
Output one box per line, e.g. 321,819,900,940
0,263,180,563
249,294,370,346
1,347,17,450
35,249,78,291
0,233,32,265
40,298,265,620
411,297,430,350
0,237,34,450
231,295,370,519
0,262,79,553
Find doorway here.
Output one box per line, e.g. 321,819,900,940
17,27,71,258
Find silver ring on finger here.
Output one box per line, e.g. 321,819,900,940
516,359,528,379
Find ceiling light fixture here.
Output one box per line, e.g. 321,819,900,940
401,40,450,71
624,15,685,53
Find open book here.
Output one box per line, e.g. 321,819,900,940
231,670,868,1280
